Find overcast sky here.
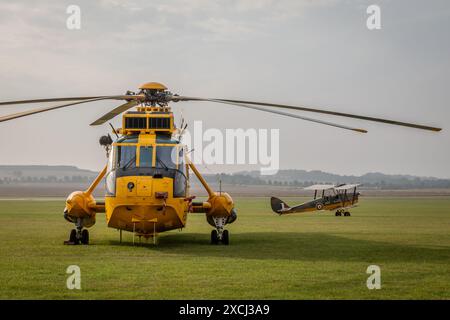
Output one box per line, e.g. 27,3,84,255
0,0,449,177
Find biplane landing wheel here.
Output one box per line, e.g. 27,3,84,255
69,229,78,244
335,211,342,217
344,212,351,217
222,230,230,245
81,229,89,245
211,230,219,245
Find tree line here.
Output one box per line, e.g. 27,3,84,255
0,175,94,184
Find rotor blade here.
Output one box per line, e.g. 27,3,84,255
175,97,367,133
0,94,144,106
214,100,367,133
172,96,441,132
0,96,108,106
0,96,130,123
214,99,442,132
90,100,139,126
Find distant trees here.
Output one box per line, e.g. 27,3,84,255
189,173,450,189
0,175,93,184
1,170,450,189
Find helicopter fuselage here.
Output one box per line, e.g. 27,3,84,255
64,103,236,243
104,132,190,236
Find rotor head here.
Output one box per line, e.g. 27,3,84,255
135,82,172,106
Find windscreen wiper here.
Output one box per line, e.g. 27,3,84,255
156,158,169,171
122,156,136,171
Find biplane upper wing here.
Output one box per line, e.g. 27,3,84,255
303,184,336,191
334,184,360,191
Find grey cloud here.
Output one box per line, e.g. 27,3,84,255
0,0,449,178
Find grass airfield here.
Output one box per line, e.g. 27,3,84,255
0,197,449,299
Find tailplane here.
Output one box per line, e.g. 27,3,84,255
270,197,290,214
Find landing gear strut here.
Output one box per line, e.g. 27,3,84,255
210,216,230,245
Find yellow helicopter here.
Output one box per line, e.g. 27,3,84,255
0,82,442,245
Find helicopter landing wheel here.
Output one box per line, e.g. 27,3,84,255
210,229,229,245
211,216,229,245
80,229,89,245
222,230,229,245
211,230,219,245
69,229,78,244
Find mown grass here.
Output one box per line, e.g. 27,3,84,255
0,197,449,299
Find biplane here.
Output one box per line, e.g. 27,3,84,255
271,184,360,216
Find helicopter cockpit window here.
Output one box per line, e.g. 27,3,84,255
156,146,177,169
117,146,137,169
139,146,153,167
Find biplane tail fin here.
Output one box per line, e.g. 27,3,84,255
271,197,290,214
